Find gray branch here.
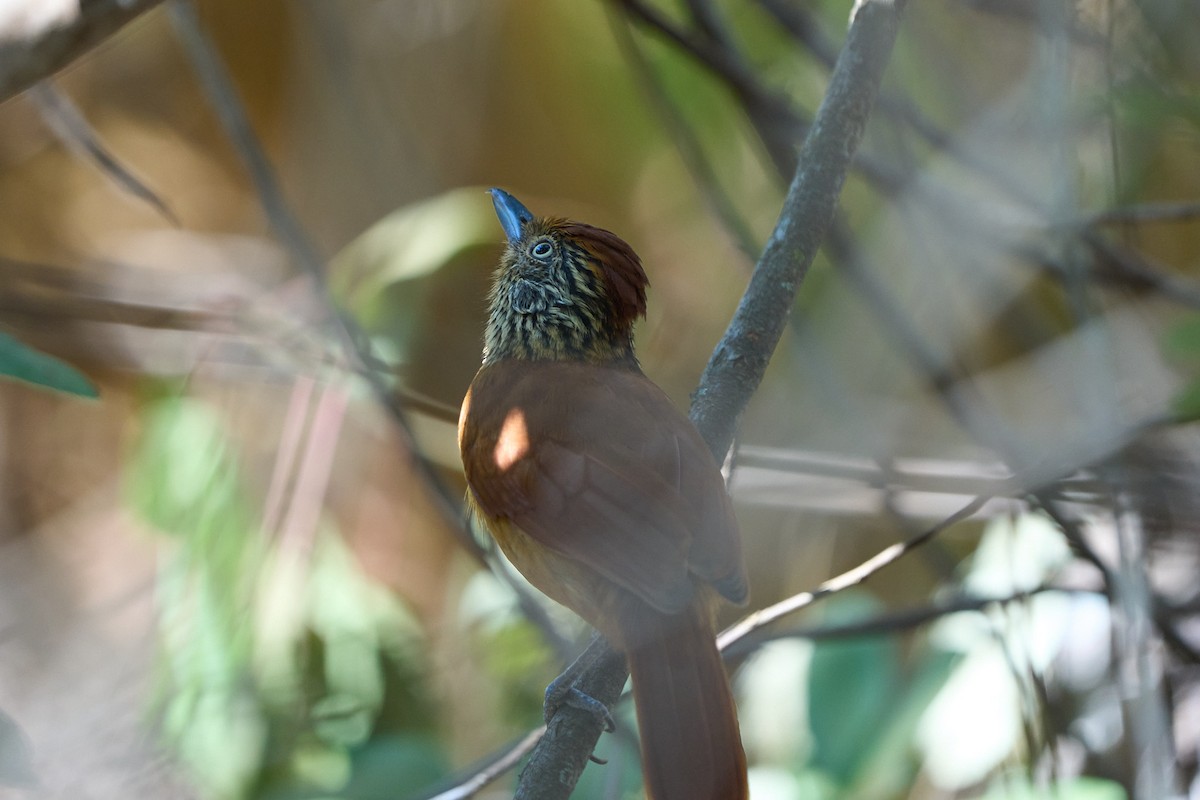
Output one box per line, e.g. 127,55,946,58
0,0,165,105
690,0,906,459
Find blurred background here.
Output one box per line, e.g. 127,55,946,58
1,0,1199,798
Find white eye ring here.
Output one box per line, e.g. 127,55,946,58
531,241,552,259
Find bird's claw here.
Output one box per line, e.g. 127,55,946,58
544,681,616,733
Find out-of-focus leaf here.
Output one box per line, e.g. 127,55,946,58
169,689,266,800
748,765,816,800
0,330,97,398
737,640,811,765
129,395,265,797
848,647,960,798
1172,379,1200,421
0,709,37,788
1114,81,1200,134
312,694,373,748
307,534,423,728
964,513,1070,599
916,643,1021,789
806,594,899,786
979,776,1127,800
339,734,449,799
289,743,351,793
126,396,251,543
1163,314,1200,359
332,186,499,312
1165,314,1200,420
482,618,556,728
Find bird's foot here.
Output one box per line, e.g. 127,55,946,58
544,679,616,733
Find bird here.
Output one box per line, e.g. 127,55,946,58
458,188,749,800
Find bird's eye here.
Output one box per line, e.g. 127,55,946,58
531,241,553,259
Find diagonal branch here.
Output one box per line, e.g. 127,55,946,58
0,0,165,105
30,81,178,223
165,0,476,554
717,490,989,650
512,1,908,798
689,0,908,459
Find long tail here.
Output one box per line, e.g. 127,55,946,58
622,599,748,800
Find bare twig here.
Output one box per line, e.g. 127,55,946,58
0,0,166,104
718,491,989,650
613,0,805,178
1078,201,1200,227
754,0,841,64
417,727,547,800
756,0,1037,209
723,585,1099,655
164,0,480,560
1084,234,1200,308
605,8,761,261
31,82,178,223
736,446,1108,498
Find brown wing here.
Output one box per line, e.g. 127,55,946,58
459,359,746,614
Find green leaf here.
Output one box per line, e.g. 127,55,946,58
1171,379,1200,422
0,331,97,397
338,734,449,799
125,396,251,543
1162,314,1200,361
312,694,374,748
806,594,899,786
332,187,500,311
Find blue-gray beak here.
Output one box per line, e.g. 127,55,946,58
489,188,534,244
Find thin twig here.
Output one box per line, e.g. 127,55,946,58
753,0,841,64
1084,233,1200,308
613,0,805,178
417,727,547,800
756,0,1038,209
1078,201,1200,227
165,0,481,563
260,376,317,540
723,585,1100,656
718,491,990,650
31,82,179,223
606,8,761,261
275,381,348,557
735,445,1107,498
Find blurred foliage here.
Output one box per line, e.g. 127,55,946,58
807,595,901,785
805,595,959,796
978,775,1127,800
1163,314,1200,419
332,186,500,324
126,394,448,798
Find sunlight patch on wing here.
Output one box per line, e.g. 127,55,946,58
494,408,529,471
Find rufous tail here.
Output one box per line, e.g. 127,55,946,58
623,599,748,800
